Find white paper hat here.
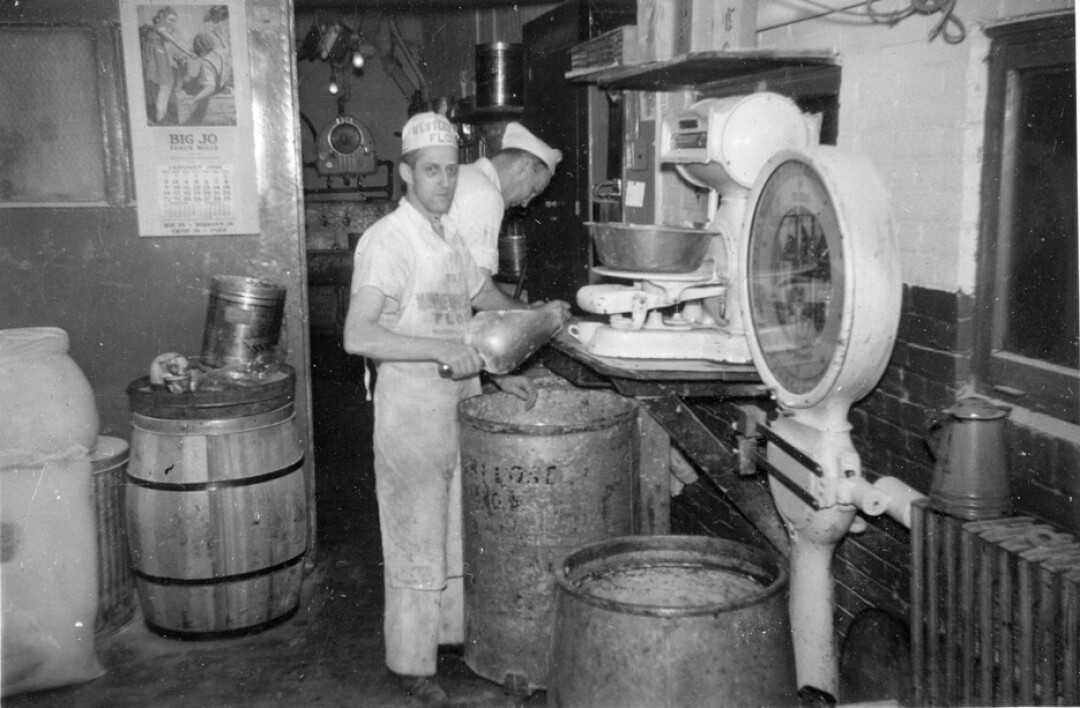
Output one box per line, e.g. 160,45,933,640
501,122,562,172
401,112,458,154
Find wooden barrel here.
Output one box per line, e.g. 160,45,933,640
126,379,307,639
90,436,136,638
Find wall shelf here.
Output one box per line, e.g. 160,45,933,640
565,48,839,92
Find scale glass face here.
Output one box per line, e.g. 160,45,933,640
747,159,846,395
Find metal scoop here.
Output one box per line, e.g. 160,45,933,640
439,309,563,378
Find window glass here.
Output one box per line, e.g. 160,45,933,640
998,65,1078,369
0,27,107,204
977,15,1079,424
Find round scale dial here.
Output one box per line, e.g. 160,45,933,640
740,147,900,413
747,159,845,395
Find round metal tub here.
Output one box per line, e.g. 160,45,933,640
550,535,796,708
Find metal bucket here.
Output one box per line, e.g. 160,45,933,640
458,387,638,694
90,436,136,639
498,216,527,278
475,42,522,109
200,275,286,369
550,535,796,708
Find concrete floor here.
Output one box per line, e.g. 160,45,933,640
5,335,542,708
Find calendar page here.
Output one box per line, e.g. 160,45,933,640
120,0,259,236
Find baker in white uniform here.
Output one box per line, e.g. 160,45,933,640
447,121,563,293
343,112,565,707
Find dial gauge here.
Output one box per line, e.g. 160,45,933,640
329,122,364,155
747,158,846,396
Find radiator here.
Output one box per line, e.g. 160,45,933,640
910,500,1080,706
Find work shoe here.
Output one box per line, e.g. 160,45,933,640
396,674,450,708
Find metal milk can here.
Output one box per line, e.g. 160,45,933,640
926,396,1011,520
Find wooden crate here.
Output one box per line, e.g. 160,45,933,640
674,0,758,55
568,26,640,76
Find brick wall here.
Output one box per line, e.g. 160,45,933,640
672,282,1080,645
841,281,1079,660
855,284,1080,536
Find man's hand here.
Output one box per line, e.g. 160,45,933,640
531,299,572,324
493,374,538,410
436,341,484,379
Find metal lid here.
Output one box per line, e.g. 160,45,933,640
127,364,295,419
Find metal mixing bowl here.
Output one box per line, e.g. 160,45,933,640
588,222,715,273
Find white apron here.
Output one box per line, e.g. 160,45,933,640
370,219,481,674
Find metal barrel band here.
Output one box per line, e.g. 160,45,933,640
132,549,307,587
124,455,304,492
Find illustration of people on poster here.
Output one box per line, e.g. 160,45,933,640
122,0,258,236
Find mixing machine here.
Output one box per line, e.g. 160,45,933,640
570,93,817,365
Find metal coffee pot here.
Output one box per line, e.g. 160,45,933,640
926,396,1012,520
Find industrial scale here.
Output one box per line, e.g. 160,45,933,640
565,93,918,698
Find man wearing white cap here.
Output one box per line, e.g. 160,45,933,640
344,112,559,706
447,121,566,306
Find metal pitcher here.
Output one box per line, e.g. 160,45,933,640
926,396,1011,520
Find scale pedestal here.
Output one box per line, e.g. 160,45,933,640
735,146,929,699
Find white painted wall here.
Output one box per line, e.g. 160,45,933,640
754,0,1074,293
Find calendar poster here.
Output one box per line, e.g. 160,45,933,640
120,0,259,236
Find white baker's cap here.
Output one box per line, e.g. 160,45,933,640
501,122,562,172
401,112,458,154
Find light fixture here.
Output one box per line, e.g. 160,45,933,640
328,65,340,95
351,52,365,70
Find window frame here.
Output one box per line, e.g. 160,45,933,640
975,13,1078,425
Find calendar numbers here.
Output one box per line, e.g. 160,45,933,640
158,164,236,233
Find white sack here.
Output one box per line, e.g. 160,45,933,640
1,445,104,697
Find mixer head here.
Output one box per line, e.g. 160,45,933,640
659,93,818,196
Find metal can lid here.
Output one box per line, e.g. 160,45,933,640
947,396,1010,420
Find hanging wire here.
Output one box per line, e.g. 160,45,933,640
761,0,966,44
350,6,365,71
328,63,340,95
916,0,966,44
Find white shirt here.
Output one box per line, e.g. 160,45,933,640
350,198,484,343
446,157,505,274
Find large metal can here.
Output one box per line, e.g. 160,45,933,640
475,42,522,109
200,275,286,371
550,535,796,708
458,387,638,694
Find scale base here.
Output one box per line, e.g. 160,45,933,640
570,321,753,364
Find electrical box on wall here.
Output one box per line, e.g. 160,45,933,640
623,91,710,227
622,116,655,225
